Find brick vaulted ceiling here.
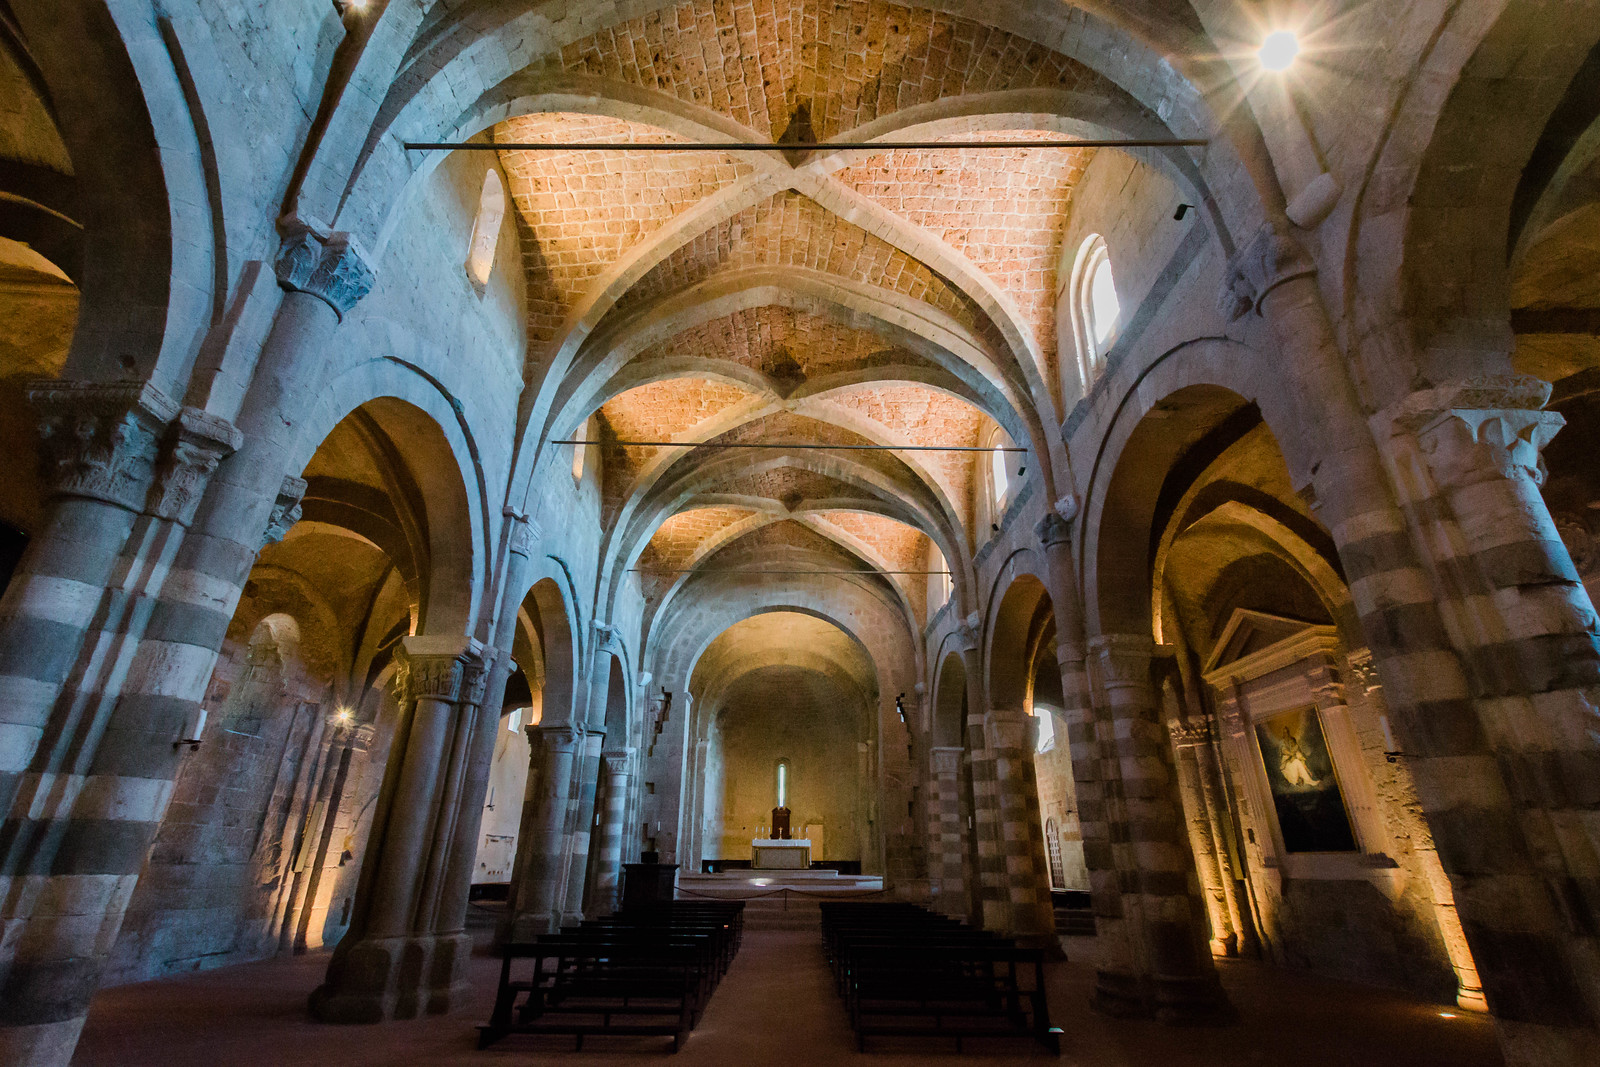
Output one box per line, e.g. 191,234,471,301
493,0,1105,623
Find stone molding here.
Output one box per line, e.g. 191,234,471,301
1219,221,1316,321
274,220,377,320
953,610,982,652
29,380,178,511
593,621,622,654
148,407,243,526
1390,375,1564,487
262,475,308,548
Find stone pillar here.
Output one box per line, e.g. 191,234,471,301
685,733,709,870
928,746,969,916
1165,711,1238,957
562,728,605,924
0,385,240,1067
1086,634,1232,1023
954,617,1054,941
503,724,582,941
433,512,537,948
288,719,375,954
1227,223,1597,1060
309,636,487,1023
588,748,635,914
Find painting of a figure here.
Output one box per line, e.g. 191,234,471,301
1254,707,1358,853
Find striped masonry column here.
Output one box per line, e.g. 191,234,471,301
0,384,240,1067
1035,512,1127,966
927,746,968,917
1087,634,1231,1023
956,631,1007,931
285,718,375,955
982,706,1058,943
310,636,487,1022
1229,224,1599,1062
589,748,636,914
502,725,582,942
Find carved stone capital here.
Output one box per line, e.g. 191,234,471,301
274,220,376,320
593,621,622,653
29,380,179,511
1088,633,1156,687
930,745,963,776
1168,714,1215,748
148,407,242,526
1219,221,1316,321
504,506,540,557
394,636,486,704
1392,376,1563,487
953,614,982,652
262,475,308,548
1346,647,1382,699
1035,510,1072,548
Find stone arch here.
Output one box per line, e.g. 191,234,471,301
517,572,580,729
1364,2,1600,387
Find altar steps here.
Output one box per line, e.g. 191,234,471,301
675,871,886,930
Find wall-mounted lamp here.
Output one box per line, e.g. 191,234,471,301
175,707,207,751
895,692,906,724
1258,30,1300,72
1174,204,1194,221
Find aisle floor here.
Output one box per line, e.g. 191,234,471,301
74,923,1503,1066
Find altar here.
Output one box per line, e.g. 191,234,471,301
751,838,812,869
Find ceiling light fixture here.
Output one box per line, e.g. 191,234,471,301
1258,30,1300,72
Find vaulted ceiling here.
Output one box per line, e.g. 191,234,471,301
489,0,1122,634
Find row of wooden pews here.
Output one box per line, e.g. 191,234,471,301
820,901,1062,1053
478,901,744,1052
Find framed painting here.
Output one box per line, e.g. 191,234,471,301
1254,707,1358,853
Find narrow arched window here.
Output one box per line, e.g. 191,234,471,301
776,759,789,808
989,427,1011,516
465,169,506,292
1067,234,1120,387
572,415,592,484
1045,818,1066,889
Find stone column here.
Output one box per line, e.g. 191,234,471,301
588,748,636,914
562,728,605,925
954,617,1055,941
0,386,240,1067
1086,635,1232,1023
1228,222,1598,1060
432,512,538,948
503,724,583,941
684,733,710,870
928,746,969,916
309,636,486,1023
1165,712,1238,957
289,719,375,954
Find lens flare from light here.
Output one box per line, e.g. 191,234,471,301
1259,30,1300,72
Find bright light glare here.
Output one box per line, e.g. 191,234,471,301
1259,30,1300,72
751,878,771,887
1439,1012,1457,1019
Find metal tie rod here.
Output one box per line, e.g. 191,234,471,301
552,438,1026,452
629,568,949,575
405,138,1207,152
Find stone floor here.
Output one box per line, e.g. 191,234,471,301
75,915,1503,1066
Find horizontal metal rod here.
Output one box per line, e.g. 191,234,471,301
405,138,1207,152
630,568,948,575
553,438,1026,452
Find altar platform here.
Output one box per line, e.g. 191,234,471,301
677,869,884,897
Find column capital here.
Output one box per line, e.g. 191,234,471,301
394,635,486,703
1035,510,1073,547
29,380,178,511
261,475,308,548
1167,714,1215,748
929,745,963,775
953,611,982,652
593,621,622,654
1219,220,1316,321
148,407,243,526
1088,632,1156,684
274,218,377,320
1389,375,1563,486
503,507,541,557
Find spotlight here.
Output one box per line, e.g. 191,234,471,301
1174,204,1194,221
1258,30,1300,72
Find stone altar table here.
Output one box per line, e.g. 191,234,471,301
751,839,812,869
